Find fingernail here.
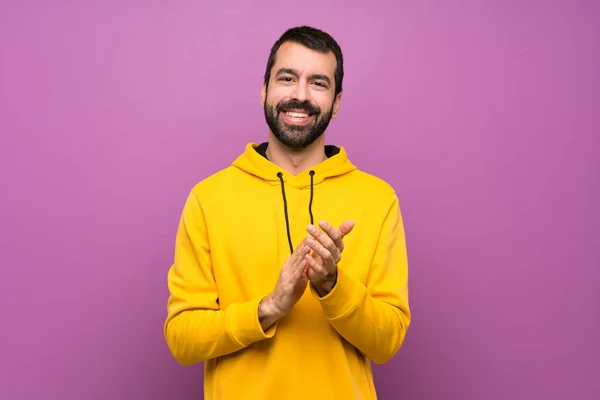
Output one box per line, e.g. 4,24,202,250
307,225,315,232
306,237,315,246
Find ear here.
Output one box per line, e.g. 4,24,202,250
331,91,342,118
261,83,267,108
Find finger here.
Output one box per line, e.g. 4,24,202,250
288,244,310,271
302,263,309,278
292,259,308,280
295,244,310,265
309,248,322,263
318,220,344,252
306,235,335,264
293,238,309,258
305,253,324,280
305,253,320,269
339,220,355,237
307,225,338,257
306,265,318,281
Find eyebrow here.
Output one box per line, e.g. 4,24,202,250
275,68,332,86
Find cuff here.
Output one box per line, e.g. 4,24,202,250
226,298,276,346
310,267,363,320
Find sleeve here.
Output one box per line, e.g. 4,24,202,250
309,194,411,364
163,191,276,366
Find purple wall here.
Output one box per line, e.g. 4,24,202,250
1,1,598,399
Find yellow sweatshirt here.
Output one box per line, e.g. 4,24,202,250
164,142,411,400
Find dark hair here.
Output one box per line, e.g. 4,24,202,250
264,26,344,96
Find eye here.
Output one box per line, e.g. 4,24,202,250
279,77,293,82
312,81,328,89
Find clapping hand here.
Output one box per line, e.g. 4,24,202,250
259,220,354,330
259,238,311,329
304,220,355,296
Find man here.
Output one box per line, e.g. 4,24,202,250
164,26,411,399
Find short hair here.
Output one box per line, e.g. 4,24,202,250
264,26,344,96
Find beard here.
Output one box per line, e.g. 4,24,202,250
264,96,333,149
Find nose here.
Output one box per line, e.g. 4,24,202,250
291,80,310,103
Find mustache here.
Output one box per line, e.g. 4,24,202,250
276,99,320,115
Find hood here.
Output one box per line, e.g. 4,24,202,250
231,142,357,189
231,142,357,255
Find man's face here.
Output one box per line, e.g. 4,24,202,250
261,41,341,149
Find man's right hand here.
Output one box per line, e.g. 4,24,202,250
258,239,311,330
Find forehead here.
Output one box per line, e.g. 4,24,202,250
272,41,337,79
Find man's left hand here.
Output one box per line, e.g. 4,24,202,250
304,220,354,296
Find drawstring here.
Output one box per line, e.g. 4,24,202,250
277,170,316,255
308,170,315,226
277,172,294,255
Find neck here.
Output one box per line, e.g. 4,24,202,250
266,133,327,176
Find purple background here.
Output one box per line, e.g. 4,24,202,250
1,1,599,399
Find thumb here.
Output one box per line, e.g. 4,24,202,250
339,220,355,237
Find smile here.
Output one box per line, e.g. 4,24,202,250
285,111,310,118
281,110,314,125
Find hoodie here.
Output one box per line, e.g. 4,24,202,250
164,142,411,400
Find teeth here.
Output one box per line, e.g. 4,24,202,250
286,111,309,118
